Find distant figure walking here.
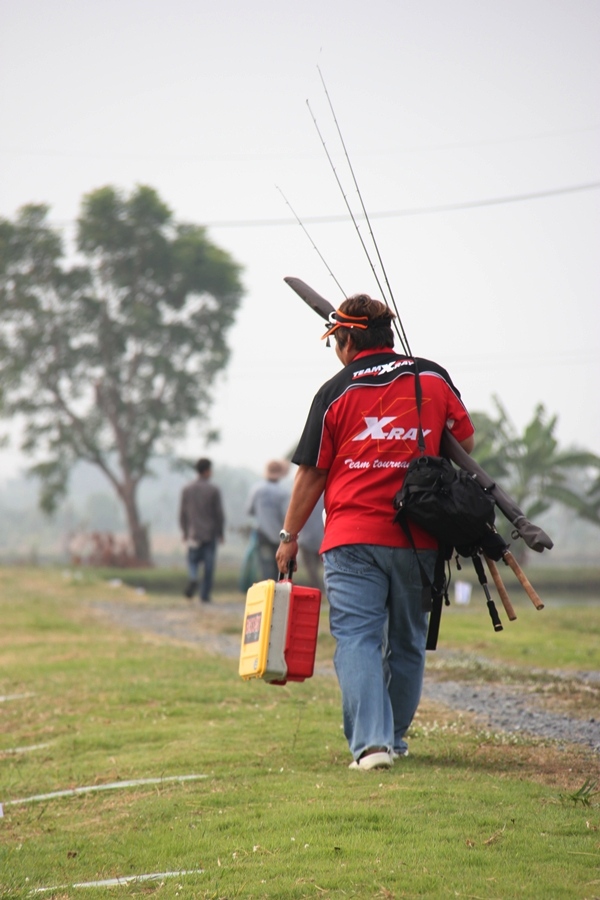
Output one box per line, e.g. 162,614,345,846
179,458,225,603
246,460,290,581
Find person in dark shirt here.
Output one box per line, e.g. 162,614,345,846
179,458,225,603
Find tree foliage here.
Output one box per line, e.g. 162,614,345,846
471,396,600,548
0,185,243,562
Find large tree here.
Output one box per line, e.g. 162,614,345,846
0,185,243,563
470,397,600,555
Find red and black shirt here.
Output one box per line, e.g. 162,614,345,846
292,348,474,552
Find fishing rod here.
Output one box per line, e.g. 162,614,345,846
315,66,413,358
304,102,386,303
305,89,410,355
276,186,347,299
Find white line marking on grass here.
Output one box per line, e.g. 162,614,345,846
4,774,207,808
29,869,205,893
0,693,35,702
1,743,51,755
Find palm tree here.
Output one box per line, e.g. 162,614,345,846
470,397,600,558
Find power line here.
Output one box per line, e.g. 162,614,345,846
366,124,600,156
48,180,600,231
204,181,600,228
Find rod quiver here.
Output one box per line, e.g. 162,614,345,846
440,430,554,553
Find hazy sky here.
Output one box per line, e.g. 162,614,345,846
1,0,599,481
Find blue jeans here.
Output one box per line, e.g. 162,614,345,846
187,540,217,602
323,544,435,760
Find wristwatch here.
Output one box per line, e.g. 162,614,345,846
279,529,299,543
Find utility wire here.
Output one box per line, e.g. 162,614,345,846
193,181,600,228
49,180,600,231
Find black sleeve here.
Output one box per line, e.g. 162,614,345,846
291,396,325,466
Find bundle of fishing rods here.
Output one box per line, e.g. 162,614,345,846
282,67,553,631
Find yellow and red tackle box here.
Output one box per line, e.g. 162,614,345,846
239,577,321,685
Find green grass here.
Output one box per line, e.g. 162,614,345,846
430,593,600,670
0,567,599,899
75,561,321,595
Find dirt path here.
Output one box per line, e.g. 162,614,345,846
89,595,600,755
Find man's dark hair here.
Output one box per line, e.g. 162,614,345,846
195,457,212,475
334,294,396,351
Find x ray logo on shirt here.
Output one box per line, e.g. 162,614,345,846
352,417,431,442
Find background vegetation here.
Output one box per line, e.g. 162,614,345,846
1,187,599,571
0,187,243,563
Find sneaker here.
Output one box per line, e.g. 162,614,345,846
349,749,393,771
183,580,197,599
392,748,409,759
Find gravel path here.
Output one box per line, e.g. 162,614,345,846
90,598,600,755
419,678,599,753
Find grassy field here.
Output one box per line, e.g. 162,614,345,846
0,566,599,899
81,562,600,596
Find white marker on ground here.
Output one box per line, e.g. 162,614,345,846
29,869,205,893
0,774,207,817
1,743,51,755
0,693,35,702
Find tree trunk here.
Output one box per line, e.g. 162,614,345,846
120,480,152,566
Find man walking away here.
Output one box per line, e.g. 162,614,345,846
276,294,474,771
179,458,225,603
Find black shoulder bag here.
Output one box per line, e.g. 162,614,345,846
392,362,497,649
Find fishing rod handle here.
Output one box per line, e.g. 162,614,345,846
502,551,545,610
484,554,517,621
486,599,504,632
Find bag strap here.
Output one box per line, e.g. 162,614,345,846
413,357,427,456
425,553,448,651
396,512,433,612
409,358,445,647
397,509,447,649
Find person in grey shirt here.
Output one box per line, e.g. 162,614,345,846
298,492,325,592
179,458,224,602
246,460,290,581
